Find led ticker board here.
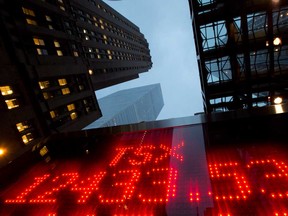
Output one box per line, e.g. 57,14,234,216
1,125,288,215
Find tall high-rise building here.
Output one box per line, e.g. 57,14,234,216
0,0,152,160
84,84,164,129
189,0,288,113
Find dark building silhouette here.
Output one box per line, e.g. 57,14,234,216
0,0,152,160
84,84,164,129
189,0,288,113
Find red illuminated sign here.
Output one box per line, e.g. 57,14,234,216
1,128,288,215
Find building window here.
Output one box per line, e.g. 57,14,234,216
73,51,79,57
39,81,50,89
61,87,70,95
70,112,77,120
45,15,52,21
16,122,30,132
22,133,34,144
33,38,45,46
54,41,60,47
0,86,13,95
37,48,48,55
26,19,37,25
88,69,93,75
39,146,49,156
67,103,75,111
58,78,67,86
43,92,53,100
22,7,35,16
56,50,63,56
50,110,56,119
5,99,19,109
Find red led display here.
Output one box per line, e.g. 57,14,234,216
1,127,288,215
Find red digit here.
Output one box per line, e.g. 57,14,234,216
98,169,141,204
209,162,251,200
138,167,178,203
5,174,50,204
248,159,288,199
28,172,78,203
71,171,106,203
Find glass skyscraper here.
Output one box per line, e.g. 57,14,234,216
84,84,164,128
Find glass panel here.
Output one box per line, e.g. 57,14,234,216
200,21,227,51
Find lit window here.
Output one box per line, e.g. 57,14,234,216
37,48,48,55
43,92,53,100
50,110,56,118
70,112,77,120
83,29,87,33
61,87,70,95
22,133,33,144
58,0,63,3
22,7,35,16
33,38,45,46
16,122,30,132
67,103,75,111
26,19,37,25
99,19,103,24
45,15,52,21
58,78,67,86
56,50,63,56
54,41,60,47
103,35,107,39
39,146,49,156
59,6,65,11
73,51,79,57
38,81,50,89
88,69,93,75
107,50,111,54
48,25,54,30
0,86,13,95
101,25,104,30
108,55,112,60
85,36,89,40
97,54,101,59
5,99,19,109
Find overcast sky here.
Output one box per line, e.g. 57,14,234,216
98,0,203,120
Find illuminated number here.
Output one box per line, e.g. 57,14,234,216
28,172,78,203
209,162,251,200
154,142,184,163
109,147,134,167
71,171,106,203
248,159,288,199
138,167,178,203
5,174,50,203
129,145,155,166
98,169,141,203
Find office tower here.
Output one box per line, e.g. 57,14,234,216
0,0,152,160
189,0,288,113
84,84,164,129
